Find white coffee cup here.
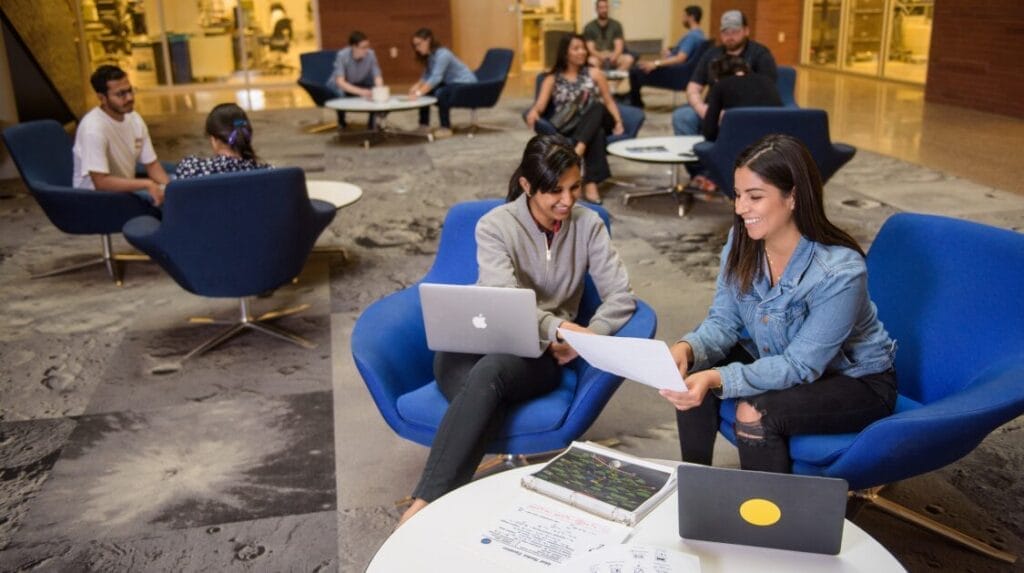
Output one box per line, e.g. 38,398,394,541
371,86,390,103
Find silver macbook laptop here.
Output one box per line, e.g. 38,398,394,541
677,464,848,555
419,283,546,358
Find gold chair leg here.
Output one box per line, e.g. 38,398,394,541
853,486,1017,564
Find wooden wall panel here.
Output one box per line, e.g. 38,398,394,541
926,1,1024,118
709,0,801,66
318,0,452,85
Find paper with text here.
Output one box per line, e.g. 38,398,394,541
474,500,631,568
558,329,686,392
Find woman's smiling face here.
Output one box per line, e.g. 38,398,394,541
733,165,796,242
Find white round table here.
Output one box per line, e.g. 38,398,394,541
607,135,706,217
367,464,905,572
325,95,438,147
306,180,363,210
306,180,362,258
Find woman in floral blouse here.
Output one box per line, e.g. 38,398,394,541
176,103,271,179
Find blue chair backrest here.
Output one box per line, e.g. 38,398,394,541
777,66,797,107
866,214,1024,405
696,107,848,197
476,48,514,83
2,119,73,188
299,50,336,85
154,168,323,296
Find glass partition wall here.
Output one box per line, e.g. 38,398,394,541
78,0,319,98
803,0,932,84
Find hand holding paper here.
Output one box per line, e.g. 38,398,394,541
557,328,687,392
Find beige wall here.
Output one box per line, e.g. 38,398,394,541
0,28,18,178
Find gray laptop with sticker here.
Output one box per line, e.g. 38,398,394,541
419,283,546,358
677,464,849,555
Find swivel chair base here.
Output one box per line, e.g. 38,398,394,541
454,109,508,139
31,234,149,286
184,297,315,361
851,486,1017,564
620,166,719,217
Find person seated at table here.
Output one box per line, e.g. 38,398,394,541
408,27,477,139
660,134,898,474
524,34,625,205
628,5,705,108
582,0,635,72
701,55,782,142
176,103,271,179
327,30,384,129
398,134,636,526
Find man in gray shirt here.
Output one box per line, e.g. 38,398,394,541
327,30,384,128
582,0,635,71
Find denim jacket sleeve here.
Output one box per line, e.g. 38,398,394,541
422,49,453,89
681,232,744,372
716,258,867,399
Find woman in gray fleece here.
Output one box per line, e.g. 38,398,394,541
399,134,636,525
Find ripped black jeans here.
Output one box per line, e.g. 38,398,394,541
676,346,897,473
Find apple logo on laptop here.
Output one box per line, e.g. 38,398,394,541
472,314,487,329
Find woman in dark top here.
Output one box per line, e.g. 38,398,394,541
702,55,782,141
525,34,624,205
176,103,271,179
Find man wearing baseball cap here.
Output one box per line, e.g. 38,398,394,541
671,9,778,136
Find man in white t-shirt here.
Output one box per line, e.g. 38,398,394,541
73,65,170,205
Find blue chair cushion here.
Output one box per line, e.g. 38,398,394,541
396,368,579,438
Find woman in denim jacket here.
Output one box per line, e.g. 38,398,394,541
660,134,897,473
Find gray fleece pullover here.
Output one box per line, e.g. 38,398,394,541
475,193,636,343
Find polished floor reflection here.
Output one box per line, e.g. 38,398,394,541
134,66,1023,195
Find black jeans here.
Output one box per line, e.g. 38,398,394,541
566,104,614,184
418,84,454,128
412,351,562,502
676,346,897,473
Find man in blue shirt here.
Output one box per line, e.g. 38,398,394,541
327,31,384,128
628,5,706,108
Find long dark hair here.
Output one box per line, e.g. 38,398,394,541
506,134,582,202
550,33,589,74
412,27,440,65
205,103,258,162
726,134,863,292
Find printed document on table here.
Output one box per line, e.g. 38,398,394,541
561,543,702,573
557,329,686,392
472,498,631,569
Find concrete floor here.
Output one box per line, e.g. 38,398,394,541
1,76,1023,572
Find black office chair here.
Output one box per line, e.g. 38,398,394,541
262,18,293,75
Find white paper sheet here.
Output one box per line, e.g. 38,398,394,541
558,329,687,392
474,500,632,568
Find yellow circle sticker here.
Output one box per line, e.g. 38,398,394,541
739,498,782,526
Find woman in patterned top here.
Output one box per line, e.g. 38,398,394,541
525,33,624,205
176,103,271,179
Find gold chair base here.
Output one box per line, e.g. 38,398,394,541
183,299,314,361
853,486,1017,564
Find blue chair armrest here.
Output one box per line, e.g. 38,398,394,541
33,182,160,235
445,80,506,108
818,357,1024,489
298,79,338,107
351,287,437,429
